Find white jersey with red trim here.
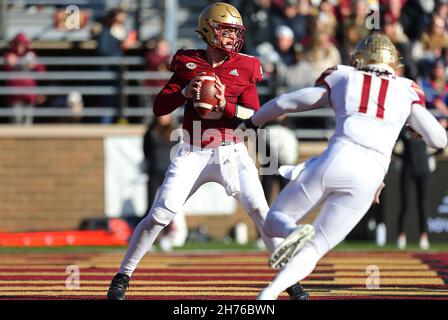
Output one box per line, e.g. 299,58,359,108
316,65,425,160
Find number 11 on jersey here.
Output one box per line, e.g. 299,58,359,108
359,74,390,120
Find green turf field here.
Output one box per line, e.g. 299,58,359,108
0,240,447,253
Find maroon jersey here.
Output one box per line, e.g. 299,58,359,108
153,49,262,148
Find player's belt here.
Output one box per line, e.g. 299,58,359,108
182,140,236,151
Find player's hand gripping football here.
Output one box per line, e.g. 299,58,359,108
213,75,226,111
183,72,209,98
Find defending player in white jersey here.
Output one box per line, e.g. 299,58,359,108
239,33,447,300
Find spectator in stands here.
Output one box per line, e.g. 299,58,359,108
94,8,137,124
273,25,296,66
142,37,172,122
256,25,297,98
306,31,341,77
316,0,337,40
142,114,187,251
412,14,448,75
3,33,45,125
66,91,84,123
382,4,409,45
275,43,318,91
144,37,171,88
303,31,339,130
395,128,433,250
259,115,299,206
435,0,448,28
341,0,370,64
400,0,434,42
96,8,136,57
142,114,178,214
271,0,310,45
240,0,275,56
337,0,355,19
382,12,418,80
382,0,403,20
257,114,299,249
419,59,448,128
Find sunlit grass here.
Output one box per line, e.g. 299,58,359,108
0,240,447,253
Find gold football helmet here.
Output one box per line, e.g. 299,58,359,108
196,2,245,54
351,33,401,71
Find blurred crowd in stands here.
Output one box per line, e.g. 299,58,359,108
0,1,446,249
1,0,448,129
235,0,448,129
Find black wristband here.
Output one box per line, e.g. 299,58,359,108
244,118,258,130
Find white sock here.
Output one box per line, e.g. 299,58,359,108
264,210,298,239
118,217,165,276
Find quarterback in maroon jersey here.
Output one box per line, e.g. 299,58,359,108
154,48,262,147
107,2,308,300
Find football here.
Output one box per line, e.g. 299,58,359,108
193,70,219,118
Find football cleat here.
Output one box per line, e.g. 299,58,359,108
286,283,310,300
107,273,130,300
269,224,315,269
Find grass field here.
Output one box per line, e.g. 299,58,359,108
0,240,447,300
1,240,448,253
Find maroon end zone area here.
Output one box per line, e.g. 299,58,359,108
0,251,446,300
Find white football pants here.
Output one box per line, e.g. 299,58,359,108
119,142,281,276
261,138,386,298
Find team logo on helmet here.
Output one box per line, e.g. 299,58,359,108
186,62,197,70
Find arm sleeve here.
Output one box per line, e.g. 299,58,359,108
153,74,188,116
408,104,448,149
251,86,330,127
152,51,188,116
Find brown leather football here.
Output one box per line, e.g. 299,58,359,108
193,70,219,118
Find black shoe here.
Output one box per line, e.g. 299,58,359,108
107,273,130,300
286,283,310,300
